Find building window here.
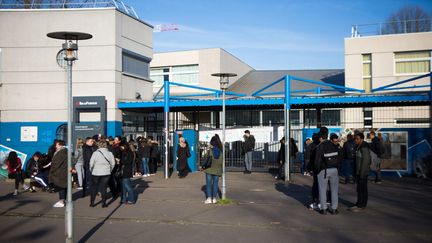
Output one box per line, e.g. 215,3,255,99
122,50,151,79
395,51,431,74
362,54,372,92
150,64,199,86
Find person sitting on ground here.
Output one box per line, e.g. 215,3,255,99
203,134,223,204
27,152,50,192
7,151,29,196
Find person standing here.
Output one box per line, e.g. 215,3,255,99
109,136,122,198
177,137,191,178
89,140,115,208
303,138,312,175
7,151,29,195
138,138,151,177
74,138,85,190
82,137,97,197
306,133,320,210
314,127,340,215
119,141,135,204
203,134,223,204
242,130,255,174
342,134,356,184
149,138,160,175
276,137,285,180
350,132,372,212
369,130,383,184
49,140,68,208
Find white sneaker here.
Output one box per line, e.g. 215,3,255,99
204,198,213,204
77,187,83,190
13,190,18,196
212,198,218,204
53,200,65,208
309,203,318,210
22,184,30,191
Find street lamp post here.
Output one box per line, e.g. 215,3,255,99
47,31,92,243
211,73,237,200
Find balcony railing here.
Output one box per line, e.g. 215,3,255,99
351,18,431,37
0,0,139,19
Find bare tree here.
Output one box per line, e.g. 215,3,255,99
383,6,431,34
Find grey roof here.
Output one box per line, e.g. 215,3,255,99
228,69,345,96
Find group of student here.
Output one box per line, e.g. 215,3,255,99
304,127,380,214
6,135,161,208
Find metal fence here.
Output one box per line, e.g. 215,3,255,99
351,18,432,37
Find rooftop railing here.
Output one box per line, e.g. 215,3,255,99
0,0,139,19
351,18,431,37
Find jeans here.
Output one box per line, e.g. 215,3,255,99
90,175,110,205
317,168,339,210
244,151,253,171
356,176,368,208
205,173,219,198
13,172,24,190
58,187,67,200
75,163,84,187
121,178,135,203
141,158,150,175
342,159,354,180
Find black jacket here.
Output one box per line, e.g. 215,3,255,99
343,139,356,160
370,137,382,157
306,142,319,173
242,135,255,153
82,144,97,168
150,143,160,159
314,140,341,173
121,150,134,179
138,143,152,159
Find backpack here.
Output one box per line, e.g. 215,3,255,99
322,142,340,168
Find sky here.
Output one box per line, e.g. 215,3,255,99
128,0,432,70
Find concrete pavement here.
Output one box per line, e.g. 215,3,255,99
0,171,431,243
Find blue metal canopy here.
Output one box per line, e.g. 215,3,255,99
119,73,432,110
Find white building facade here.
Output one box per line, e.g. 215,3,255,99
0,7,153,157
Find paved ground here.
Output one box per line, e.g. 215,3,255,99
0,171,431,243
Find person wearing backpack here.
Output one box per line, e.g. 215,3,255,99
342,134,356,184
369,130,383,184
350,132,372,212
314,127,340,215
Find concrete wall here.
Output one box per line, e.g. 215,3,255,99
344,32,432,91
0,8,153,157
151,48,254,94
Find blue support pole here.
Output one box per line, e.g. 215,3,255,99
284,75,291,182
429,73,432,134
252,76,286,97
164,80,170,179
